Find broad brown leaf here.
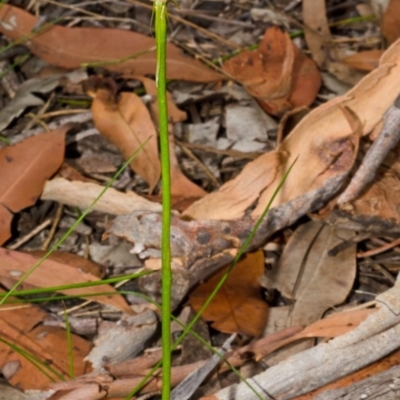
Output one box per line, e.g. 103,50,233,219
189,251,268,337
223,27,321,116
91,88,160,193
0,127,68,245
0,5,222,82
0,248,132,314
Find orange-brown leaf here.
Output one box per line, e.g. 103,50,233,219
0,248,132,314
0,5,222,82
189,251,268,337
91,88,160,193
223,27,321,116
381,0,400,44
341,50,383,71
0,304,91,390
0,127,68,245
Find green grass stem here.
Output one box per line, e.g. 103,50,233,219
153,0,173,398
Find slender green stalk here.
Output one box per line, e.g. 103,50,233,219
63,304,75,379
124,161,296,399
153,1,172,398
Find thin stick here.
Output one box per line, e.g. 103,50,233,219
8,219,52,250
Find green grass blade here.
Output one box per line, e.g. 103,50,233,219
63,304,75,379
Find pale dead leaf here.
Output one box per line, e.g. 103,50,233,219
41,178,162,215
262,221,356,326
303,0,332,68
91,88,160,193
0,248,132,314
0,5,222,82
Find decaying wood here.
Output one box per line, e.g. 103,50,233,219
107,173,348,306
201,273,400,400
312,365,400,400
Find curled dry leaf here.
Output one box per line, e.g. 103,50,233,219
223,26,321,116
137,76,207,202
185,38,400,221
189,251,268,337
0,127,68,245
0,248,132,314
91,87,160,193
0,4,222,82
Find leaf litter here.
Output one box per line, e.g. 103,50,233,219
0,1,400,399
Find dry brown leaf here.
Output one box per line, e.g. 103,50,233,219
0,206,12,246
341,50,383,71
28,250,103,277
91,87,160,193
240,308,374,361
136,76,207,201
184,38,400,221
261,221,356,326
303,0,365,85
0,127,68,245
188,251,268,337
381,0,400,44
0,304,91,390
0,248,132,314
223,27,321,116
138,76,187,124
0,5,222,82
302,0,332,68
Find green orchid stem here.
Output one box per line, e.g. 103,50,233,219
153,1,173,399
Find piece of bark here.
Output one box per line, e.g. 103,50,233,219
311,365,400,400
201,272,400,400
